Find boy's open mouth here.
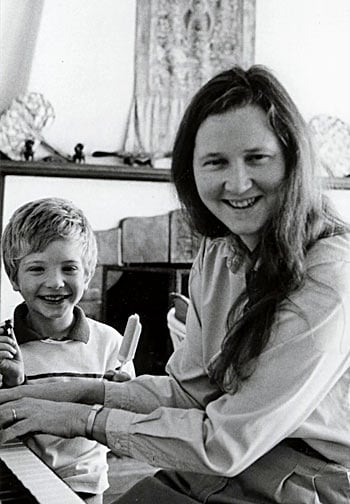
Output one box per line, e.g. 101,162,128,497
38,294,70,303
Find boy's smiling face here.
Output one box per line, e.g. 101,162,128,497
11,238,90,331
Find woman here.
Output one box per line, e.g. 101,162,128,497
1,66,350,503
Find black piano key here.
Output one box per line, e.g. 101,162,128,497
0,459,38,503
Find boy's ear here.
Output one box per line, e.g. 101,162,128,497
10,277,20,292
83,269,92,291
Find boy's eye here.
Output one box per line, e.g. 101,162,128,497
28,266,44,273
63,265,79,273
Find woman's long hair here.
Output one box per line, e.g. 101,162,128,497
171,65,348,393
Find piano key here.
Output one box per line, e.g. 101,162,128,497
0,441,84,503
0,458,38,502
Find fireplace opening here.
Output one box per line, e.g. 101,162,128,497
105,269,189,375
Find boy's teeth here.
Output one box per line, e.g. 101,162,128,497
229,197,256,208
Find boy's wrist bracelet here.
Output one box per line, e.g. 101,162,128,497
86,404,104,439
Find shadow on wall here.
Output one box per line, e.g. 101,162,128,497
0,0,44,111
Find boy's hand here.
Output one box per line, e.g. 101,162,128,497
0,330,25,387
104,369,132,382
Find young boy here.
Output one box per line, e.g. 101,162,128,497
0,197,134,504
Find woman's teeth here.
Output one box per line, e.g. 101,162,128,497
228,197,258,209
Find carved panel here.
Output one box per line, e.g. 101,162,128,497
124,0,256,155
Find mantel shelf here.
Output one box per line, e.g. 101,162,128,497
0,160,171,182
323,176,350,190
1,160,349,188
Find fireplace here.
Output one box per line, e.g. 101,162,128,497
104,267,190,375
80,209,199,375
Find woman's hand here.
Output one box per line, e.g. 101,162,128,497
0,334,25,387
0,379,105,405
0,398,92,444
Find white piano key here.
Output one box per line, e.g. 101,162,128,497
0,442,84,503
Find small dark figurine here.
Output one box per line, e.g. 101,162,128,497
23,139,35,161
73,143,85,163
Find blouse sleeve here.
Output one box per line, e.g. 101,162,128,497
103,238,217,413
103,239,350,476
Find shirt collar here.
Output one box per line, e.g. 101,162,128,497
13,303,90,344
224,234,260,274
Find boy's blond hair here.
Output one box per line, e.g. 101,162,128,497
1,197,97,283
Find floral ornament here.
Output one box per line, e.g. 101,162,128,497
309,115,350,178
210,235,248,274
0,92,55,160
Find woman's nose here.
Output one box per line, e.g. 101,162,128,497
44,270,65,288
224,163,253,193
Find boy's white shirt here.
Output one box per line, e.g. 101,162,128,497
15,311,135,494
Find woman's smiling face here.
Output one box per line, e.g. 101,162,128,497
193,105,286,250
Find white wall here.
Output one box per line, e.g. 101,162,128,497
1,0,350,153
0,0,136,155
255,0,350,123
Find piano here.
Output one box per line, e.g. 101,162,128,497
0,440,84,503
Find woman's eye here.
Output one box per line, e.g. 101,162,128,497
203,158,225,167
246,154,270,164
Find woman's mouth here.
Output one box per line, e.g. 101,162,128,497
226,196,261,209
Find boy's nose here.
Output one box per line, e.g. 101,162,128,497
44,271,65,288
224,163,253,194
